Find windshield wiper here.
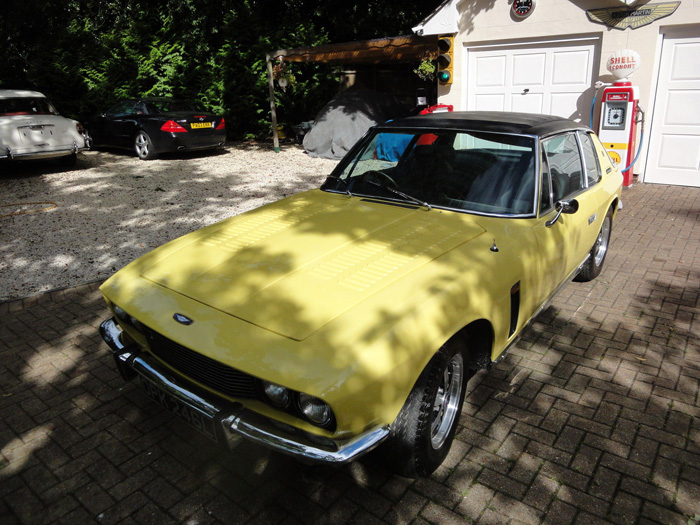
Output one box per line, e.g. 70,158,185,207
324,175,352,196
364,179,432,210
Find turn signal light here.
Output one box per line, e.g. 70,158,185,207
216,118,226,130
161,120,188,132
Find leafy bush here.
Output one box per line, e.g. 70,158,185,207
0,0,442,139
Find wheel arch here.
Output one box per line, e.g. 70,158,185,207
444,318,495,371
609,197,620,219
377,318,494,477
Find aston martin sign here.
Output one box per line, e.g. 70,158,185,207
587,2,680,30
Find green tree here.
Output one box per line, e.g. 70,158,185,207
0,0,443,139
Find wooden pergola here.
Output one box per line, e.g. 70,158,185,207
266,34,437,151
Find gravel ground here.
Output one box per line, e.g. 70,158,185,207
0,144,338,302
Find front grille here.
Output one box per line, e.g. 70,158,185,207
143,328,258,399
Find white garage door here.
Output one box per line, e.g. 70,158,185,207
644,29,700,187
465,38,598,122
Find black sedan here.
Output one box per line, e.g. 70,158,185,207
87,98,226,160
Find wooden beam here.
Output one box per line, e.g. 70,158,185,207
265,54,280,153
270,35,436,64
265,34,437,152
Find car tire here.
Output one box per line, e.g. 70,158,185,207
380,343,469,478
134,131,157,160
575,207,613,282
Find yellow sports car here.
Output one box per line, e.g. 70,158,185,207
99,112,622,477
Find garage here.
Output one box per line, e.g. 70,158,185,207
644,27,700,187
464,38,599,123
415,0,700,187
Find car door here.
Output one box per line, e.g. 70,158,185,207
533,132,600,300
94,101,140,149
109,102,142,149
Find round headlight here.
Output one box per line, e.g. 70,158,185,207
298,393,332,427
262,381,290,408
128,316,146,332
113,305,128,322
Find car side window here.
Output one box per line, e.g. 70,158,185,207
108,102,135,117
542,133,584,202
578,132,601,187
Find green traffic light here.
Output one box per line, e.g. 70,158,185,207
438,70,451,83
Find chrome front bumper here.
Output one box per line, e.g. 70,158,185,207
99,318,389,464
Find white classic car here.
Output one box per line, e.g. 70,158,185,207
0,90,89,166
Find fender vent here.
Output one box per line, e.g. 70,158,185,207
509,282,520,337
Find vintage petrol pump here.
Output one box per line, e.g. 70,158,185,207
597,49,643,186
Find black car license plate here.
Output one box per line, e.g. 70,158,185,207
139,376,218,442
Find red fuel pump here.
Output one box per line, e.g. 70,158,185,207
596,49,644,187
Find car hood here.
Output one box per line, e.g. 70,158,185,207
136,190,486,341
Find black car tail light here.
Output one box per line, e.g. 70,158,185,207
216,118,226,130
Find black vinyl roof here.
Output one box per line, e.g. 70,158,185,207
381,111,591,138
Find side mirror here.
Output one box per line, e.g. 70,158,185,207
546,199,579,227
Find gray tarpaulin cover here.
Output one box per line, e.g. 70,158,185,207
303,90,408,160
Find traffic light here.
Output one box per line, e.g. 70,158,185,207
437,35,454,85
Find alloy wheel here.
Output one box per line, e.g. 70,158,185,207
430,353,464,449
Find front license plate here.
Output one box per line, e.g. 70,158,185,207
139,376,218,442
190,122,213,129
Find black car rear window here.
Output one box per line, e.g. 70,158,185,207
145,100,195,113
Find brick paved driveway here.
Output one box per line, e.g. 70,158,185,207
1,183,699,524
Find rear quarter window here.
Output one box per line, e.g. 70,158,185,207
590,133,617,175
579,132,602,187
542,132,584,202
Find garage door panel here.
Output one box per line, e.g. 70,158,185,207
474,56,507,87
670,42,700,80
658,135,700,170
511,93,544,114
550,93,583,120
474,94,506,111
663,91,700,126
512,54,546,86
551,50,592,86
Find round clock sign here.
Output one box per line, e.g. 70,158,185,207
512,0,536,18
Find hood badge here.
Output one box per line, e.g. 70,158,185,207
173,313,194,325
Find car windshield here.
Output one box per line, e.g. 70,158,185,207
0,97,59,117
322,129,537,216
145,100,196,113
